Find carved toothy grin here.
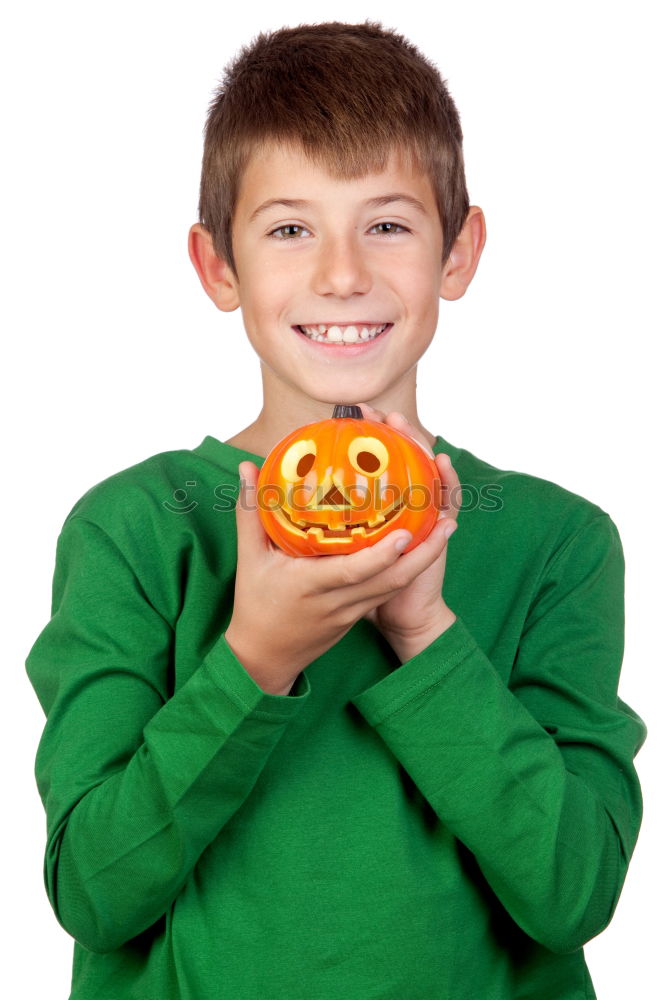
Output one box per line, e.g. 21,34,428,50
273,495,405,542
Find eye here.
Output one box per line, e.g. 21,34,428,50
269,224,310,240
348,436,389,476
370,222,409,237
281,439,316,480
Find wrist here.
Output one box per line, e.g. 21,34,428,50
384,605,457,665
224,626,296,696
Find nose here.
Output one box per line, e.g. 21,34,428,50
311,232,372,298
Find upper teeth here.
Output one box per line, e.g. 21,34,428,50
299,323,389,343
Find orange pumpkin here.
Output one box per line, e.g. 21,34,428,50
256,404,442,557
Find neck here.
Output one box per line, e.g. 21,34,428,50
224,364,436,459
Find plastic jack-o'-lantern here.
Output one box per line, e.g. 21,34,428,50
256,404,442,557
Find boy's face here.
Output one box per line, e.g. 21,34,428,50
208,142,462,408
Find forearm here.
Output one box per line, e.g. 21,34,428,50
382,602,457,664
224,624,298,696
41,635,308,953
352,617,645,954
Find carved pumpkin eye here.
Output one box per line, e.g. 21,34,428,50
348,436,389,477
280,439,316,481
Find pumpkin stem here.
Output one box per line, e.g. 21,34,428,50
332,404,363,419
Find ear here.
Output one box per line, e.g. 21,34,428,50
188,223,240,311
439,206,487,302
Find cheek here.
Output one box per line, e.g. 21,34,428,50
256,252,304,297
417,256,444,297
388,253,441,308
243,274,288,321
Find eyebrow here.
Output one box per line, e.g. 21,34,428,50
248,193,429,224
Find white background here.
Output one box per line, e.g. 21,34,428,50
3,1,663,996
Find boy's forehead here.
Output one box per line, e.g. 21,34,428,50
236,141,438,221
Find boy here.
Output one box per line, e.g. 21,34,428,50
25,19,646,1000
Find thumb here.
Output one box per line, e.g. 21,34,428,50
236,461,270,552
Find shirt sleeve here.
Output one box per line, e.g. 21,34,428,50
25,514,311,954
350,513,646,955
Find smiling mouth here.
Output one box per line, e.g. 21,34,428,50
295,323,392,345
273,496,405,540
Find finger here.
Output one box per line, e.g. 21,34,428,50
357,401,386,422
357,403,434,463
376,518,456,594
386,411,435,458
236,461,272,552
343,519,457,608
312,525,414,593
435,453,461,520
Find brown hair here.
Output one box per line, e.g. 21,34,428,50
198,20,470,279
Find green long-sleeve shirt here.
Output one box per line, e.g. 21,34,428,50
25,432,646,999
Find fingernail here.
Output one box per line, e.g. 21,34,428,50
443,522,458,540
394,533,411,552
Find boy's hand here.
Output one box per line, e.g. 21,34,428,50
356,402,460,662
224,457,457,695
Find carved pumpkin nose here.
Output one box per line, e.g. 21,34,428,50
319,485,347,507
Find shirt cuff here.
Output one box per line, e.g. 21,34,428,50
204,632,311,719
350,617,478,725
